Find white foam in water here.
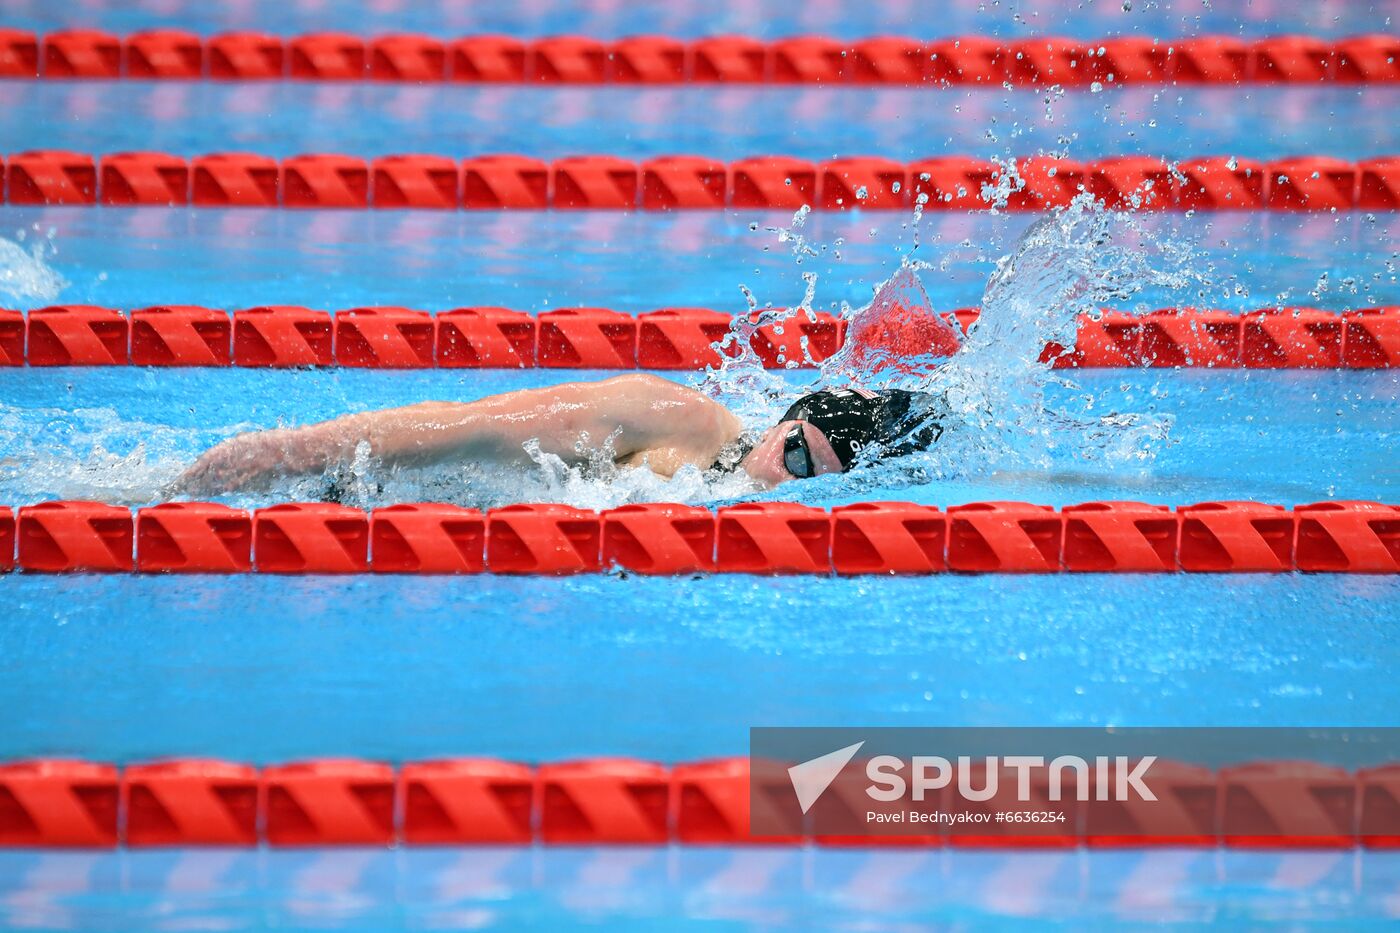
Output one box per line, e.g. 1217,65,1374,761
0,228,67,305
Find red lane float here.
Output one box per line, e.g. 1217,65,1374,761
537,758,669,844
191,153,280,206
253,503,369,573
730,156,818,209
262,760,395,846
486,504,600,574
282,154,369,208
1174,35,1250,83
1267,156,1357,211
1062,502,1179,572
1,306,1392,369
946,502,1062,572
6,150,97,205
0,309,20,366
1333,35,1400,83
449,36,527,82
12,32,1400,85
716,502,830,573
100,152,189,206
537,307,636,368
1084,759,1217,846
909,156,998,209
0,29,39,77
399,759,533,844
124,29,203,79
460,155,549,209
1004,157,1087,210
1241,308,1343,368
748,311,845,367
7,500,1400,575
368,34,446,82
436,307,536,368
1139,308,1243,368
41,29,120,78
1294,501,1400,573
1089,37,1170,84
821,157,907,210
640,156,728,210
1360,765,1400,848
1007,37,1092,88
927,37,1005,84
370,503,485,574
613,35,687,83
232,306,334,367
1178,501,1294,572
288,32,365,80
1253,35,1331,83
551,156,638,209
830,502,946,574
17,501,132,572
850,36,924,84
334,307,435,368
0,506,12,573
1343,307,1400,367
208,32,284,79
635,308,731,369
1088,156,1176,210
692,35,766,82
26,306,128,365
770,35,845,84
1177,157,1267,210
371,154,459,209
4,755,1400,847
2,151,1396,211
135,502,252,573
130,305,231,366
1220,761,1355,848
601,503,717,574
1358,157,1400,209
532,35,607,83
122,759,259,846
0,761,118,846
1042,311,1142,368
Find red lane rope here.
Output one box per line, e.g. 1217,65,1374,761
3,305,1396,369
3,29,1397,86
0,755,1397,847
3,500,1398,574
6,150,1399,211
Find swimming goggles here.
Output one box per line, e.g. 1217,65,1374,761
783,423,815,479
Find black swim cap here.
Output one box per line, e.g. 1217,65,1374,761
780,388,943,471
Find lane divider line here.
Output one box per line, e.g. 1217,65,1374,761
0,755,1396,847
4,151,1398,211
3,29,1397,86
3,500,1398,575
3,305,1396,369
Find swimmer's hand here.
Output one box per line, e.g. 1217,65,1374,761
169,428,301,496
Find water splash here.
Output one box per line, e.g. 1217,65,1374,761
0,228,67,305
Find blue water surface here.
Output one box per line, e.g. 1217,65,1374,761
4,207,1397,315
3,0,1393,41
1,847,1398,931
4,82,1398,162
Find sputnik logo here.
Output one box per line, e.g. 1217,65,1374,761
787,741,865,814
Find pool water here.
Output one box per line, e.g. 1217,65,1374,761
2,0,1399,929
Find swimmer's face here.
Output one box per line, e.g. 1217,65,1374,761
739,420,844,487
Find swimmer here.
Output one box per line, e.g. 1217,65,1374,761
172,374,945,495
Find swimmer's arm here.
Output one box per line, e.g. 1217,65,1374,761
173,375,737,493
